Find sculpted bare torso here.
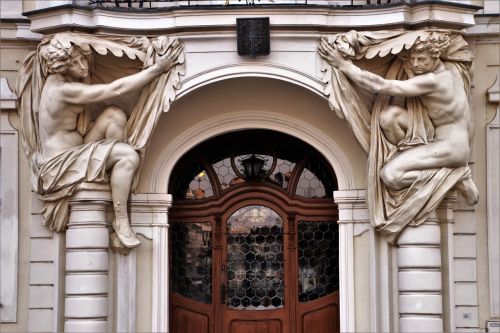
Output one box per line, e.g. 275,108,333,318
39,75,85,160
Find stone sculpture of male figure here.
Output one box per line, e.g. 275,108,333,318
34,38,182,248
319,33,479,205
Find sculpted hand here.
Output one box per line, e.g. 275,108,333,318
318,39,346,69
156,39,183,73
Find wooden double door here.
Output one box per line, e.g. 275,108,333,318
169,185,340,333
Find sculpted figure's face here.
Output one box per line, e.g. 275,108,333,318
408,49,436,75
66,52,89,79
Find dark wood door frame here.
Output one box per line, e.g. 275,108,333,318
170,183,339,333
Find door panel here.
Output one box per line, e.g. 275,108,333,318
302,303,338,333
170,193,340,333
173,306,210,333
222,205,288,332
230,320,282,333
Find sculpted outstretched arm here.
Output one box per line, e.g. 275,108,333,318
318,39,436,97
61,42,182,105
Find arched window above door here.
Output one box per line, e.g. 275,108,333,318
169,130,338,200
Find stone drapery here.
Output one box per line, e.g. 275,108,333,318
16,33,185,231
321,30,474,244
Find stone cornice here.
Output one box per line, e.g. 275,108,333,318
23,2,478,35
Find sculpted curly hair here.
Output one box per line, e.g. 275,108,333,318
412,32,451,59
40,38,92,75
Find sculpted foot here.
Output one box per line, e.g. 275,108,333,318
455,177,479,206
112,216,141,248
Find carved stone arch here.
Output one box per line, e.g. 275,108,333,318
144,77,364,332
149,110,355,193
177,63,327,101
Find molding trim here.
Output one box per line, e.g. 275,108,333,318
127,193,172,333
177,63,325,102
0,111,18,323
334,189,370,333
23,3,478,34
486,76,500,316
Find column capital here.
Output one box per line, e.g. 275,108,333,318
334,189,369,224
70,184,112,203
334,189,366,205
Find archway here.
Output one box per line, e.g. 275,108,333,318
168,130,340,333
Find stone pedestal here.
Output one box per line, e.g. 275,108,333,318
65,190,112,333
397,221,443,332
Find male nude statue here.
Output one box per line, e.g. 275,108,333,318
38,39,182,248
318,34,478,205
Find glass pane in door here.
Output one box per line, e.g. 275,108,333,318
298,221,339,303
226,206,284,310
171,222,213,303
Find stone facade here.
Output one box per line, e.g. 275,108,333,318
1,1,499,332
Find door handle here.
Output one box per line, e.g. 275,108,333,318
221,283,227,304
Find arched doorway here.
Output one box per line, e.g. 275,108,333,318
168,130,340,333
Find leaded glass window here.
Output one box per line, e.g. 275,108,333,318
295,156,335,199
226,206,285,310
171,222,213,303
298,221,339,303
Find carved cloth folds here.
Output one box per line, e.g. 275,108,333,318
322,30,474,244
37,139,117,232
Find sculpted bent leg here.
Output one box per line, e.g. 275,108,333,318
84,106,127,143
84,105,141,247
379,105,409,146
106,143,141,247
380,139,478,204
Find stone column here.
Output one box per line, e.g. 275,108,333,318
334,190,371,333
65,189,112,333
397,198,455,333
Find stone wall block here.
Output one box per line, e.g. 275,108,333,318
28,309,54,332
399,294,443,314
397,224,441,245
399,316,443,333
65,296,108,318
30,214,53,238
398,271,442,291
397,247,441,268
66,251,108,272
454,306,479,328
68,209,108,224
66,227,109,249
30,238,55,262
454,282,478,306
29,262,54,285
453,235,477,258
65,274,108,295
64,320,108,333
29,286,54,308
454,260,477,282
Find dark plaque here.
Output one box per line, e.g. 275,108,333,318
236,17,270,57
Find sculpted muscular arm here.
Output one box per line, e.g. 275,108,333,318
318,39,437,97
60,41,182,105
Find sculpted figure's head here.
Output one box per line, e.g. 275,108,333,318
40,39,92,79
408,33,451,75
